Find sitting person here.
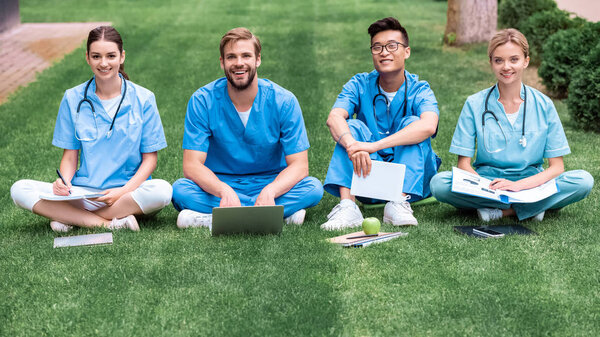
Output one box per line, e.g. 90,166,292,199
10,26,172,231
171,27,323,228
321,17,441,230
430,29,593,221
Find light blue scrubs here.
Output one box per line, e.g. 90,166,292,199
171,78,323,217
323,70,441,202
52,75,167,189
430,84,594,220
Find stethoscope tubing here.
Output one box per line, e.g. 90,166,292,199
482,83,528,150
372,73,408,135
76,76,127,137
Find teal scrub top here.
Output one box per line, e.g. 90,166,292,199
52,75,167,189
449,84,570,178
183,78,310,176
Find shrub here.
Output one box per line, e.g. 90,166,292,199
519,9,584,64
498,0,556,29
566,44,600,132
538,22,600,97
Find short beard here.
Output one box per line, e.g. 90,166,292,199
225,67,256,91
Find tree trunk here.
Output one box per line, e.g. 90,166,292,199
0,0,20,33
444,0,497,46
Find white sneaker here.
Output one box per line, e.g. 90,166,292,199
284,209,306,225
177,209,212,229
109,215,140,231
320,201,363,231
50,221,73,233
532,211,545,222
383,196,418,226
477,208,503,222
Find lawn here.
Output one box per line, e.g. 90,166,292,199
1,0,598,336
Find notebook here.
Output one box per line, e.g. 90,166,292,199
328,231,408,247
211,205,284,236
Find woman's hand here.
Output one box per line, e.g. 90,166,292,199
52,178,72,196
489,178,527,192
96,187,128,206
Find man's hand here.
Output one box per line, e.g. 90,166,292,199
351,151,372,177
255,187,276,206
346,141,378,157
52,178,71,196
96,187,128,206
489,178,526,192
219,185,242,207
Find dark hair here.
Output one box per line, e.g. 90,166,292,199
86,26,129,80
367,17,409,46
220,27,262,59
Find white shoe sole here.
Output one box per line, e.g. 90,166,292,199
320,219,363,231
383,215,418,226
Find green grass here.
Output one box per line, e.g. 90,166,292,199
1,0,599,336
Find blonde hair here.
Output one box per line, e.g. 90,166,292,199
488,28,529,60
219,27,261,58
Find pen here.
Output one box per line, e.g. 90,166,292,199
56,169,71,195
347,234,379,239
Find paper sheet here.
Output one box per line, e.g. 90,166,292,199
40,193,104,201
451,167,558,203
350,161,405,202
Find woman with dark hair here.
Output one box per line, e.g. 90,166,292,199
11,26,171,231
430,29,593,222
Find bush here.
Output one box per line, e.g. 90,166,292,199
498,0,556,29
519,9,585,64
566,44,600,132
538,22,600,97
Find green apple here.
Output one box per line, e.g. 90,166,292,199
362,217,381,235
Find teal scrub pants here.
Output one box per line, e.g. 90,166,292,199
430,170,594,220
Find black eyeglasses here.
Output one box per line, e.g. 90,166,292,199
370,41,407,54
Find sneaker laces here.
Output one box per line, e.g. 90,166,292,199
391,195,413,213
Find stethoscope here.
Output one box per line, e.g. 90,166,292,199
372,74,408,135
482,84,527,153
75,77,127,141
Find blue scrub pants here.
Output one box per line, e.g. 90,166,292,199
171,174,323,218
323,118,441,202
430,170,594,220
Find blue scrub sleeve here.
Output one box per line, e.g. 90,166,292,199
182,93,211,152
52,92,81,150
279,95,310,155
543,100,571,158
140,93,167,153
413,83,439,116
332,75,361,118
449,99,477,158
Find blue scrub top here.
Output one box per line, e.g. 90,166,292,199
333,69,439,140
449,84,570,178
183,78,310,176
52,75,167,189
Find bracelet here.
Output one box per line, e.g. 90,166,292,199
337,131,351,143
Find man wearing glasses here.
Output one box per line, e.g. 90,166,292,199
321,17,440,230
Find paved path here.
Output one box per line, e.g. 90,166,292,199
0,22,109,104
556,0,599,22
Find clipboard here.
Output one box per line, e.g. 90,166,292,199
350,161,406,202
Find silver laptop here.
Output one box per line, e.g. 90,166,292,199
211,205,284,236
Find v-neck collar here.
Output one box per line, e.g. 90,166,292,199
88,74,128,122
493,83,526,131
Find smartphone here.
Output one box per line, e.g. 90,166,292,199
472,226,505,238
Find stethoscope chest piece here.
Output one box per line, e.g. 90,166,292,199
519,135,527,148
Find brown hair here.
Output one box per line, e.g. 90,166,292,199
86,26,129,80
488,28,529,60
219,27,262,58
